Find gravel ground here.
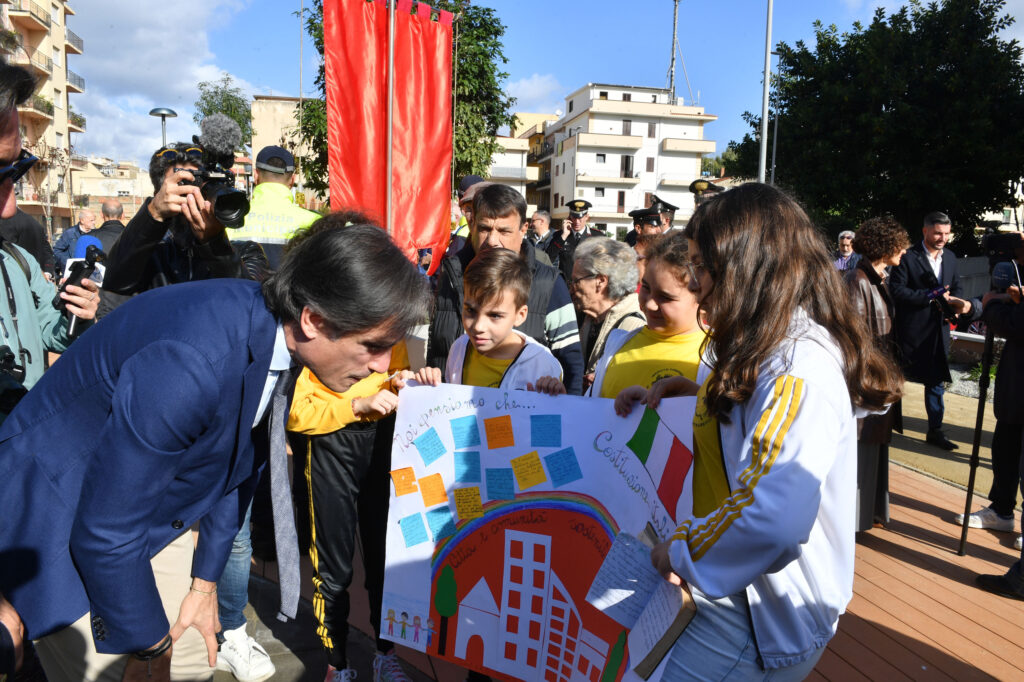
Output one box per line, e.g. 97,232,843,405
946,362,993,402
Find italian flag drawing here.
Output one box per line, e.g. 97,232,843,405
627,407,694,522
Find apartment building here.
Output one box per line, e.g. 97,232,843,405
2,0,84,238
70,155,146,223
523,83,716,237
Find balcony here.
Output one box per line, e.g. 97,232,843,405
658,174,699,188
66,69,85,92
527,142,553,164
65,28,83,54
577,132,643,150
526,172,551,191
17,95,53,121
660,138,716,154
575,174,640,186
488,165,536,181
68,111,85,132
28,49,52,76
590,98,717,123
0,29,21,56
70,153,88,169
9,0,50,31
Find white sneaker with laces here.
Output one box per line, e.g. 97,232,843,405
216,624,276,682
326,667,359,682
373,650,411,682
952,507,1016,532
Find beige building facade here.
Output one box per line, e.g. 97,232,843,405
250,94,324,211
70,155,147,224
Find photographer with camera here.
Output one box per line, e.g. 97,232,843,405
99,115,274,682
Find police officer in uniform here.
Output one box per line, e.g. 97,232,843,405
547,199,598,284
649,193,681,232
625,206,663,246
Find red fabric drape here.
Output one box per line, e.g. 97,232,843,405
325,0,453,274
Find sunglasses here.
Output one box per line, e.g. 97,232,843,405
154,145,203,161
0,149,38,185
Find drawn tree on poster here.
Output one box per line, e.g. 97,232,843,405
434,565,458,656
601,630,627,682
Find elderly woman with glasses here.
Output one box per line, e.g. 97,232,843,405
569,237,645,392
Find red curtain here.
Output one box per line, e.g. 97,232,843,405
325,0,453,274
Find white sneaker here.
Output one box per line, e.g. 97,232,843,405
216,624,276,682
952,507,1016,532
373,650,411,682
327,667,359,682
1016,535,1022,551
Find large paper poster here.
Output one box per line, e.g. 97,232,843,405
382,385,696,681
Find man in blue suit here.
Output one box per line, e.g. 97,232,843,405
0,222,431,682
890,211,974,451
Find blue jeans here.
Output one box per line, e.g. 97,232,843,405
663,588,825,681
217,502,252,632
924,382,945,432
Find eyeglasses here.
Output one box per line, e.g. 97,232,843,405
0,149,38,185
154,145,203,161
570,274,597,288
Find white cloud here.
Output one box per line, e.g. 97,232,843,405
67,0,254,165
506,73,564,116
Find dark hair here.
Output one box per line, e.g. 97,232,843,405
148,142,199,191
634,232,663,250
644,230,694,286
463,248,531,309
474,184,527,225
853,216,910,262
0,62,35,115
285,209,372,252
923,211,951,227
684,183,902,421
263,220,430,340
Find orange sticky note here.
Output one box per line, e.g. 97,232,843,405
418,473,449,507
453,487,484,521
390,468,418,496
511,451,547,490
484,415,515,449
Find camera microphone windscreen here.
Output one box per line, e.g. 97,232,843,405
991,261,1020,292
197,113,241,158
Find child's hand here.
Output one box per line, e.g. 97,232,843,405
391,370,415,391
650,541,685,587
614,385,647,416
528,376,566,395
647,376,700,408
352,389,399,418
413,366,443,386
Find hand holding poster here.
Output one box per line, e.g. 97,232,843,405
381,384,696,681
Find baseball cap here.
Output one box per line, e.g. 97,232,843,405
255,145,296,173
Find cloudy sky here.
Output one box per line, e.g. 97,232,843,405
66,0,1024,165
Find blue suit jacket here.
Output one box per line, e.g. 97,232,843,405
0,279,280,652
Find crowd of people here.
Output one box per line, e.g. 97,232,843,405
1,54,1023,682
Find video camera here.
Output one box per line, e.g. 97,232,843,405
981,230,1024,292
177,113,250,228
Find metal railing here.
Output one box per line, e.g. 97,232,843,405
68,111,86,129
20,95,54,117
67,70,85,91
10,0,51,27
30,50,51,73
527,142,554,164
65,28,83,52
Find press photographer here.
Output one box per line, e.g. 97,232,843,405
101,114,263,302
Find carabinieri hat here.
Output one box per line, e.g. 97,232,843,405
567,199,592,218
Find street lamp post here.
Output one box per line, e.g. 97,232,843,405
770,50,780,185
149,107,177,147
569,126,582,204
757,0,774,183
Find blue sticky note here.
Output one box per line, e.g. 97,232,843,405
451,415,482,449
425,507,457,542
486,468,515,501
454,451,481,483
414,427,446,467
545,447,583,488
399,513,429,548
531,414,562,448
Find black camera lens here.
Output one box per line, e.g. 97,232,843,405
202,184,250,228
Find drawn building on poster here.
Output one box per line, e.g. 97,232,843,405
453,529,609,681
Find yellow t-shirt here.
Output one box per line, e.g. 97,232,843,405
598,327,706,399
462,346,514,388
691,376,731,517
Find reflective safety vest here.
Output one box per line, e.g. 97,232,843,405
232,182,320,246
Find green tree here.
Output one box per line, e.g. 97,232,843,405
701,145,739,178
433,564,458,657
729,0,1024,247
193,73,253,150
292,0,517,199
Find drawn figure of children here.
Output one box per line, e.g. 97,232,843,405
412,615,422,643
400,612,409,639
426,618,434,648
386,609,397,636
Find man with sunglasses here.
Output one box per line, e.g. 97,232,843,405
0,59,99,679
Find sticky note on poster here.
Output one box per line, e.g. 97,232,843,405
425,507,457,542
531,414,562,448
454,451,481,483
390,467,419,496
414,427,447,467
486,468,515,501
484,415,515,449
450,415,481,449
453,487,484,521
511,451,547,491
544,447,583,487
399,513,429,548
418,473,449,507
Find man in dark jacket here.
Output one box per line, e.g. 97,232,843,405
0,209,56,280
52,208,94,274
427,184,584,394
890,212,974,450
545,199,598,286
86,199,126,254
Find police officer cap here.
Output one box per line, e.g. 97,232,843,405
567,199,592,218
255,145,295,173
628,206,661,227
649,194,679,214
688,178,724,196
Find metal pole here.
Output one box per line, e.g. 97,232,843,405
757,0,773,183
668,0,679,103
298,0,304,187
770,52,780,185
161,116,167,147
385,0,396,237
959,327,995,555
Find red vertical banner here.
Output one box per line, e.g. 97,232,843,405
324,0,453,273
